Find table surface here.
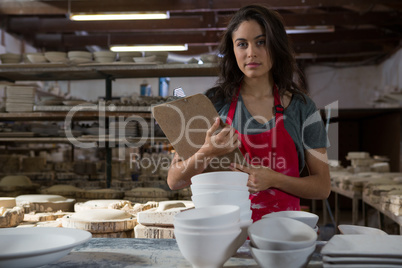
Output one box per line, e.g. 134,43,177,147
39,238,325,268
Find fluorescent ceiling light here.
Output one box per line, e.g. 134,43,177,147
70,12,170,21
110,44,188,52
285,25,334,34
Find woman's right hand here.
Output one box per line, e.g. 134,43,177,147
199,117,240,158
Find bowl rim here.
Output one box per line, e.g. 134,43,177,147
249,241,316,254
174,227,241,237
174,205,240,225
248,217,317,245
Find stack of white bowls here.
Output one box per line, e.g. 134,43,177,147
68,51,93,63
248,217,317,268
93,51,117,63
118,52,142,62
44,52,68,63
190,171,252,251
0,53,21,64
26,52,47,63
174,205,241,268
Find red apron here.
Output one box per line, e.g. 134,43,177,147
226,84,300,222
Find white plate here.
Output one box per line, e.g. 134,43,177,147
323,255,402,264
324,264,402,268
0,227,92,268
321,235,402,258
338,225,388,235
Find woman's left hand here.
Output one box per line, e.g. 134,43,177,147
230,163,277,193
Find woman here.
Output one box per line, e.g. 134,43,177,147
167,4,331,222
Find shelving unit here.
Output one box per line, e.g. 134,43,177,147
0,62,219,187
0,62,218,81
322,108,402,172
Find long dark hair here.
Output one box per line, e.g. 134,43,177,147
206,4,305,104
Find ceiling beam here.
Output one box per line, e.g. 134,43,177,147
288,29,401,43
293,41,396,55
1,0,401,15
32,28,400,49
7,11,401,34
7,16,225,33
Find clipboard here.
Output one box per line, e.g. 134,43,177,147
152,94,244,171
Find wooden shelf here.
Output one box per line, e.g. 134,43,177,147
0,111,152,121
0,136,168,144
0,63,218,81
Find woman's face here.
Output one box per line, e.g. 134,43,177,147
232,19,272,79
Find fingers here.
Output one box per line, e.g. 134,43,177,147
206,117,221,137
230,162,250,173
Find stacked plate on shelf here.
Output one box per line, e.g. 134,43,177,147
5,85,36,112
109,121,138,138
321,235,402,267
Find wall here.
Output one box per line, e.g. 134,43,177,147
306,48,402,109
0,29,37,54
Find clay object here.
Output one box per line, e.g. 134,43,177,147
74,199,133,212
0,175,39,196
0,197,17,208
0,206,24,227
134,223,175,239
16,194,75,213
40,185,82,198
24,211,72,222
61,209,137,233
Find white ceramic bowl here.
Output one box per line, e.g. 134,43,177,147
191,193,250,211
174,205,240,228
68,57,92,64
262,210,319,228
174,219,240,234
133,55,156,63
250,242,315,268
240,209,253,221
191,171,248,186
175,228,241,268
68,51,92,59
93,51,117,57
0,53,21,63
44,52,68,63
234,219,253,251
94,56,116,63
191,190,250,206
190,184,248,196
119,57,134,62
338,224,388,235
248,217,317,250
26,54,47,63
200,54,219,63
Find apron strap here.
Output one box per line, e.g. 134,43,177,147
273,84,284,115
225,86,241,125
